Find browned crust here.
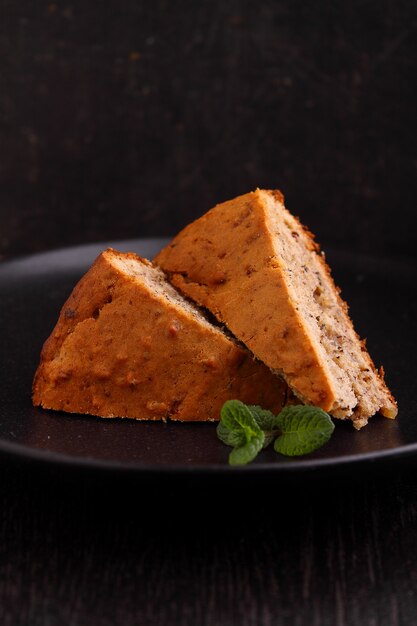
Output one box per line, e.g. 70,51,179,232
155,190,338,410
33,248,288,421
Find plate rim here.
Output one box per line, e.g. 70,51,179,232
2,433,417,475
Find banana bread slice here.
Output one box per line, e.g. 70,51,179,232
32,248,288,421
154,189,397,429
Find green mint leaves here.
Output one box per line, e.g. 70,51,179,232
216,400,335,465
274,405,335,457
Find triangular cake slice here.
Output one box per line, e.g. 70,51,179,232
33,248,288,421
154,189,397,429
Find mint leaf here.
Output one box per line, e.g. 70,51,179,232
218,400,265,465
229,434,265,466
274,405,335,456
247,405,278,431
247,405,280,448
220,400,263,440
216,421,246,448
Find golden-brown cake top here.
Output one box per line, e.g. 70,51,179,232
33,248,289,421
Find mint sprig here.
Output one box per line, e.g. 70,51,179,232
216,400,335,465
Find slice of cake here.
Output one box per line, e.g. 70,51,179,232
154,188,397,429
32,248,288,421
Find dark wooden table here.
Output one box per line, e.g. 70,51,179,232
1,454,417,625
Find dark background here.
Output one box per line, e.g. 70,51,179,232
0,0,416,261
1,2,417,625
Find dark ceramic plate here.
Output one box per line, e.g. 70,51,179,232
0,239,416,476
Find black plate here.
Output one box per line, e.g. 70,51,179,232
0,239,416,475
